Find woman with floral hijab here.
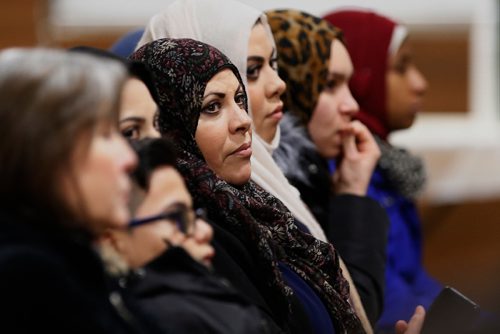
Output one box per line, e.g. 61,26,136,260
131,37,365,333
136,1,388,331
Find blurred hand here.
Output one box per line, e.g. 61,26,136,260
332,120,380,195
395,306,426,334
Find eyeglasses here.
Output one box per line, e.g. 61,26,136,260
129,206,207,236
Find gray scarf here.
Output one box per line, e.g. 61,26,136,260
376,136,426,199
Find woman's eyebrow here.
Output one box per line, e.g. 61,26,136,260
203,91,226,99
327,72,348,81
247,55,265,63
119,116,144,123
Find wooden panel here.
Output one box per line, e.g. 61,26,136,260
0,0,47,48
410,30,469,113
419,198,500,314
53,32,130,51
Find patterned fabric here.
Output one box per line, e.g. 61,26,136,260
266,10,343,126
323,10,398,140
375,136,426,199
134,0,329,243
131,38,363,332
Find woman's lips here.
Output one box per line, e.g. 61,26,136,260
269,104,284,121
231,142,252,158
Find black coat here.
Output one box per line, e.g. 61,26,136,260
129,246,279,333
0,210,159,334
274,113,389,326
209,222,313,333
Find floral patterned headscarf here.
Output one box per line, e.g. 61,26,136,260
267,10,343,126
131,38,362,332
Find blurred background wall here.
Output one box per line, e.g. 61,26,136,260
1,0,499,314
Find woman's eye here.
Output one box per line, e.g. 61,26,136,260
153,110,160,131
246,64,261,81
201,101,221,114
270,58,278,71
120,125,139,139
393,56,411,74
235,92,247,108
325,79,339,91
394,62,409,74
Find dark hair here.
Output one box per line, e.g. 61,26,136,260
0,48,127,224
129,138,178,190
69,46,160,105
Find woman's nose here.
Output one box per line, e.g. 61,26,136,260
410,66,428,96
229,104,252,134
266,68,286,100
339,88,359,117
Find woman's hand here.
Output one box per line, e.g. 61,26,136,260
395,306,426,334
332,120,380,196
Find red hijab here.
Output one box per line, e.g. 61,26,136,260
324,10,398,140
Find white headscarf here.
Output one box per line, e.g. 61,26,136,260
137,0,327,242
138,2,372,331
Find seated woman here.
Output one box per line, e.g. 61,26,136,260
69,45,160,140
266,9,387,325
99,137,275,333
130,37,365,333
0,48,158,333
323,10,442,333
137,1,386,329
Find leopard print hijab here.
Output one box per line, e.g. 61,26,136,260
267,9,343,126
131,38,362,332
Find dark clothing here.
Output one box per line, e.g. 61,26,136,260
129,246,277,334
274,113,389,326
211,222,312,334
0,211,158,334
328,193,389,326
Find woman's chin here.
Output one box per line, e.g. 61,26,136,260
223,170,251,186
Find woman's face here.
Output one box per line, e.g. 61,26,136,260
386,40,427,131
308,40,359,158
246,23,286,144
113,166,215,269
195,69,252,186
62,122,137,234
119,78,160,140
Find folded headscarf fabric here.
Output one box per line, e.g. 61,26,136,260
323,10,401,141
130,37,363,332
267,9,343,126
137,0,327,242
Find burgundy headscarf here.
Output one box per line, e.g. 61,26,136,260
131,38,362,332
324,10,398,140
